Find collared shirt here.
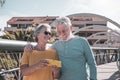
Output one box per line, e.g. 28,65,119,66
51,36,97,80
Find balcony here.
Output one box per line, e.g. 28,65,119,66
4,27,27,32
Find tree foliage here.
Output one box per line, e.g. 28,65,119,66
1,30,34,42
1,29,57,43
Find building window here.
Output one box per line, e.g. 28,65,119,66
96,33,105,36
86,24,93,26
26,24,32,27
87,27,93,29
18,24,26,29
46,18,55,21
17,19,33,21
94,24,106,26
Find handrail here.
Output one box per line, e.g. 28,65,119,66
0,39,36,51
0,39,119,51
0,39,119,80
0,68,20,74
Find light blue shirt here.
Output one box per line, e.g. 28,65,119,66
51,36,97,80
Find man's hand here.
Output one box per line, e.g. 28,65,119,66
52,65,60,79
24,44,33,52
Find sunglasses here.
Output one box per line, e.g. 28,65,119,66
44,31,51,35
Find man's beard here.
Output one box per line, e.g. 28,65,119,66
59,32,74,41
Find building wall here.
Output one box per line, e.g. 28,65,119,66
5,14,120,48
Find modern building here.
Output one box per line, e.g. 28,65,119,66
5,13,120,48
5,16,57,32
67,13,120,48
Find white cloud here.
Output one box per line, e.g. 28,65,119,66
0,16,11,30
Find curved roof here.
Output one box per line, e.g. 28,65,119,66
67,13,120,35
73,25,108,34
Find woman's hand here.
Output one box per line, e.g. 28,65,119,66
35,60,49,69
20,60,49,76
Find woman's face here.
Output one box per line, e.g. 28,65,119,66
37,27,51,44
56,24,70,41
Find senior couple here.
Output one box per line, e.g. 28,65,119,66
20,16,97,80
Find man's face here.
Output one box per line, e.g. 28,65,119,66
56,24,70,41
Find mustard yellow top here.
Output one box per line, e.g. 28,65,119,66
20,48,58,80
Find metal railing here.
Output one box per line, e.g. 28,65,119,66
0,39,119,80
0,48,119,80
0,52,23,80
92,48,119,65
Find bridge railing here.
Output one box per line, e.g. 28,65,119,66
0,47,119,80
0,52,23,80
0,39,119,80
92,47,119,65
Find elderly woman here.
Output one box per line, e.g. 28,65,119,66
20,24,60,80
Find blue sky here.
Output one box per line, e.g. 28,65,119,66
0,0,120,31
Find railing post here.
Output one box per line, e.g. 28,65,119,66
18,52,22,80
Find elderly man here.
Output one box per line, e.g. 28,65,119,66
50,16,97,80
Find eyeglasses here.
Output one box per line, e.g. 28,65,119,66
44,31,51,35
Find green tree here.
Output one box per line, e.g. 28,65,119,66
1,30,34,42
1,29,58,43
49,30,57,43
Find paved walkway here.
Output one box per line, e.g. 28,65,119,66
97,62,120,80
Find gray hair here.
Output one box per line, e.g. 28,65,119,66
33,23,51,41
51,16,72,28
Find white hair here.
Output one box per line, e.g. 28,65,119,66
34,23,51,35
51,16,72,28
33,23,51,41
